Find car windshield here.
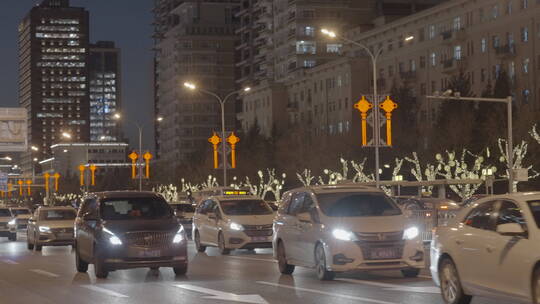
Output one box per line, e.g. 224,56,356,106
527,200,540,228
40,209,76,221
0,209,11,217
219,200,273,216
317,192,402,217
12,209,30,215
174,204,195,213
100,197,173,220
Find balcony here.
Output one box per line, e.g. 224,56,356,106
495,44,516,58
442,57,467,74
441,28,467,44
399,71,417,80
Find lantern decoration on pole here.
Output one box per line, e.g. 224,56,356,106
226,132,240,169
89,164,97,186
53,173,60,192
44,173,50,193
7,183,12,198
208,133,222,169
78,164,86,186
379,96,398,147
354,96,373,146
26,180,32,196
143,152,153,179
17,180,23,196
128,151,139,179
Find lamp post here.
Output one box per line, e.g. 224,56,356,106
184,82,250,187
427,93,514,193
114,114,163,191
321,29,412,188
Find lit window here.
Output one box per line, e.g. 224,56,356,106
303,60,316,68
304,26,315,36
326,44,342,53
431,52,437,66
481,38,487,52
296,41,316,54
523,58,530,73
522,27,529,42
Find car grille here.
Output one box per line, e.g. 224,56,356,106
355,231,404,260
125,231,175,248
0,223,7,228
244,229,273,237
242,224,273,230
51,228,74,234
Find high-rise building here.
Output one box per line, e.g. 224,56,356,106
18,0,90,174
89,41,122,142
153,0,239,172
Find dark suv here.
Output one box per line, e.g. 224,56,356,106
74,191,188,278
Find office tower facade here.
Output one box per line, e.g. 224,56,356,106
89,41,122,142
18,0,90,173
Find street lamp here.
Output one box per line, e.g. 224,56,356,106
404,35,415,42
183,82,251,186
1,156,12,162
427,92,514,192
61,132,72,140
31,146,39,152
113,114,163,191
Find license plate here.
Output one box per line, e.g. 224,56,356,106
251,236,267,242
138,249,161,258
370,248,400,259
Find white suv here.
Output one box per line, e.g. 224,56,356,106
431,192,540,304
0,208,16,241
192,195,274,254
273,185,424,280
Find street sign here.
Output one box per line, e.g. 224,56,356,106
0,108,27,152
0,172,7,192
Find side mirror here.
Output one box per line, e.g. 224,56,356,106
297,212,312,223
497,223,526,236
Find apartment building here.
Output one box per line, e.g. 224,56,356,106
153,0,239,168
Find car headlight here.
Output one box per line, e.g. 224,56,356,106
332,229,356,241
403,226,419,240
173,226,186,244
103,227,122,245
39,226,50,233
229,222,244,231
8,219,16,226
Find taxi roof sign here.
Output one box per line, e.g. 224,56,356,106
224,190,250,196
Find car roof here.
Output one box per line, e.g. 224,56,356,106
87,191,163,200
286,184,384,195
211,195,263,202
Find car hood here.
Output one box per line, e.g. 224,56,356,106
323,215,409,232
15,214,31,220
38,220,75,229
226,214,275,225
102,218,180,234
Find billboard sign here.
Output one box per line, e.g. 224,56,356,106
0,108,27,152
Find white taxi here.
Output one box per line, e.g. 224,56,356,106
273,185,424,280
0,208,17,241
192,193,274,254
431,192,540,304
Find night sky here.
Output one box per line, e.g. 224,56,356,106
0,0,155,150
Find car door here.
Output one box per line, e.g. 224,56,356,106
274,192,294,256
285,193,307,263
207,202,222,245
76,198,98,260
456,200,498,291
295,192,322,267
491,200,531,300
197,200,213,244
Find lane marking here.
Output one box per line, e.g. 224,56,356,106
82,285,129,298
256,281,399,304
227,256,277,263
175,284,268,304
29,269,59,278
337,278,440,294
2,259,19,265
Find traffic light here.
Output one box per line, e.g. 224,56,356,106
208,133,221,169
128,152,138,179
78,165,86,186
354,96,373,146
379,96,398,146
226,132,240,169
89,165,97,186
143,152,153,179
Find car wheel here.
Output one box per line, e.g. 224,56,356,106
439,258,472,304
27,241,34,250
8,233,16,241
277,241,295,275
218,232,230,255
315,243,335,281
173,265,188,276
532,267,540,304
75,248,88,273
35,244,42,251
94,245,109,279
194,231,206,253
150,267,159,270
401,268,420,278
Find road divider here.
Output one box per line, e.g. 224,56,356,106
82,285,129,298
256,281,399,304
175,284,268,304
